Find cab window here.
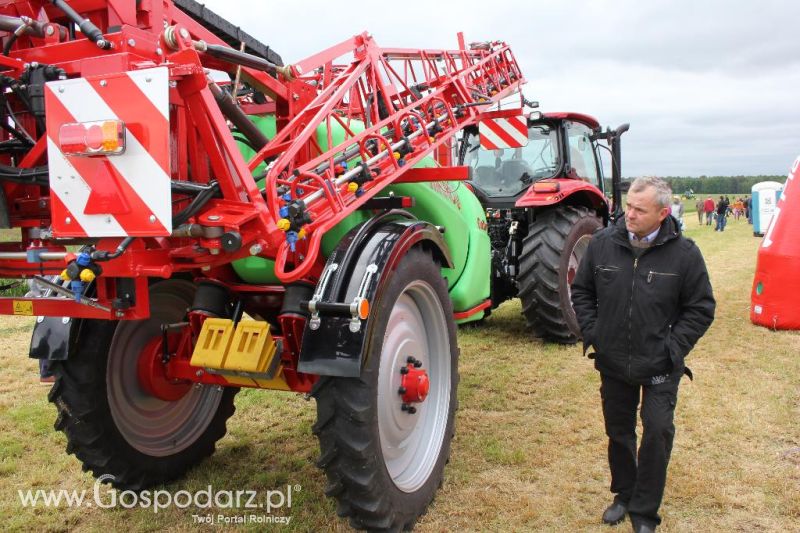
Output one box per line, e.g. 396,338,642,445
566,121,600,187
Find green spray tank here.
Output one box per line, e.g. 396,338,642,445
232,115,490,323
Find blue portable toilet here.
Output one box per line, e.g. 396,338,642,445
752,181,784,236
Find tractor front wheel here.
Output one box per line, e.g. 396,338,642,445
312,248,459,531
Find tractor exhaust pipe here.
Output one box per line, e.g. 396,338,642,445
609,123,629,221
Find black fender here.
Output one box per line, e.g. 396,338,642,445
297,210,452,377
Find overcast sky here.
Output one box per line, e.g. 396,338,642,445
199,0,799,177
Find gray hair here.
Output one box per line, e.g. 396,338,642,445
629,176,672,208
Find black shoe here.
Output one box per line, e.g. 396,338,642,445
602,500,627,525
630,516,656,533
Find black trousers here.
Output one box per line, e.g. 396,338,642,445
600,373,680,526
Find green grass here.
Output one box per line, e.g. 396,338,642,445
0,215,797,531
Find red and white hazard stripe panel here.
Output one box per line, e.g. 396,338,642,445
479,113,529,150
45,67,172,237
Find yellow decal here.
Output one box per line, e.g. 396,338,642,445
13,301,33,316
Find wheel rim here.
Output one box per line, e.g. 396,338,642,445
107,283,224,457
377,280,451,493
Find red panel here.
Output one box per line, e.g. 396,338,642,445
751,156,800,329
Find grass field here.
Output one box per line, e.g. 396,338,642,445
0,213,798,532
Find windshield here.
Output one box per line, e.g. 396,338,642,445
464,125,559,197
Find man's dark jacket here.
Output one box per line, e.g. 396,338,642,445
571,215,715,384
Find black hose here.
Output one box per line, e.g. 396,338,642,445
49,0,111,49
172,181,220,227
3,33,18,56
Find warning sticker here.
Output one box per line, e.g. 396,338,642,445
12,301,33,316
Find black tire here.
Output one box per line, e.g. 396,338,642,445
48,279,238,490
518,205,602,343
312,248,459,531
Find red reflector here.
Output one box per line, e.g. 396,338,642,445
58,120,126,156
533,181,560,193
401,197,414,208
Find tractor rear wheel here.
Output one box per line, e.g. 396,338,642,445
518,205,602,343
312,248,459,531
48,279,238,489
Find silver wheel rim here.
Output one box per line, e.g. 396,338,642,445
107,284,224,457
377,280,451,493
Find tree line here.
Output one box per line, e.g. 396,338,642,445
604,175,786,195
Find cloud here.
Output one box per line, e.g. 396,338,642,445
197,0,800,176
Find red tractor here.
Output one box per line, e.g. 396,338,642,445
460,110,628,342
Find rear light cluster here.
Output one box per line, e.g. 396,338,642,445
59,120,126,156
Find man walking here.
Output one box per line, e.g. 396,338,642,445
571,177,715,532
703,196,715,225
715,195,728,231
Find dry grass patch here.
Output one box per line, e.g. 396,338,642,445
0,215,797,532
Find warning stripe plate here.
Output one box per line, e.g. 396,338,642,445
45,67,172,237
479,115,529,150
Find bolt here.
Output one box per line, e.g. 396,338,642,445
57,175,62,180
65,217,71,224
156,47,163,56
196,369,204,377
58,85,65,93
149,215,156,224
145,77,152,83
127,39,136,47
249,244,262,256
201,265,211,272
207,215,220,221
401,403,417,414
400,366,409,375
209,248,220,255
179,28,190,39
99,80,107,87
36,316,44,323
292,93,299,101
105,216,112,224
397,386,407,395
61,317,70,324
115,311,124,318
169,80,177,88
45,25,55,36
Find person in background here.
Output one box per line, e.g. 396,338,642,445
745,196,752,223
670,196,685,230
733,198,744,220
703,196,715,226
715,196,728,231
694,198,704,225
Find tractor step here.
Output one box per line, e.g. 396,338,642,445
190,318,289,390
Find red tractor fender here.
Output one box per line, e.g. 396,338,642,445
515,179,609,215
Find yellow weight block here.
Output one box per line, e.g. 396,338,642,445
190,318,235,368
225,320,278,374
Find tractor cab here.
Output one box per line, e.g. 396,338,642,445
462,112,606,209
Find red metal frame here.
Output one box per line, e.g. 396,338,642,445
0,0,527,393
